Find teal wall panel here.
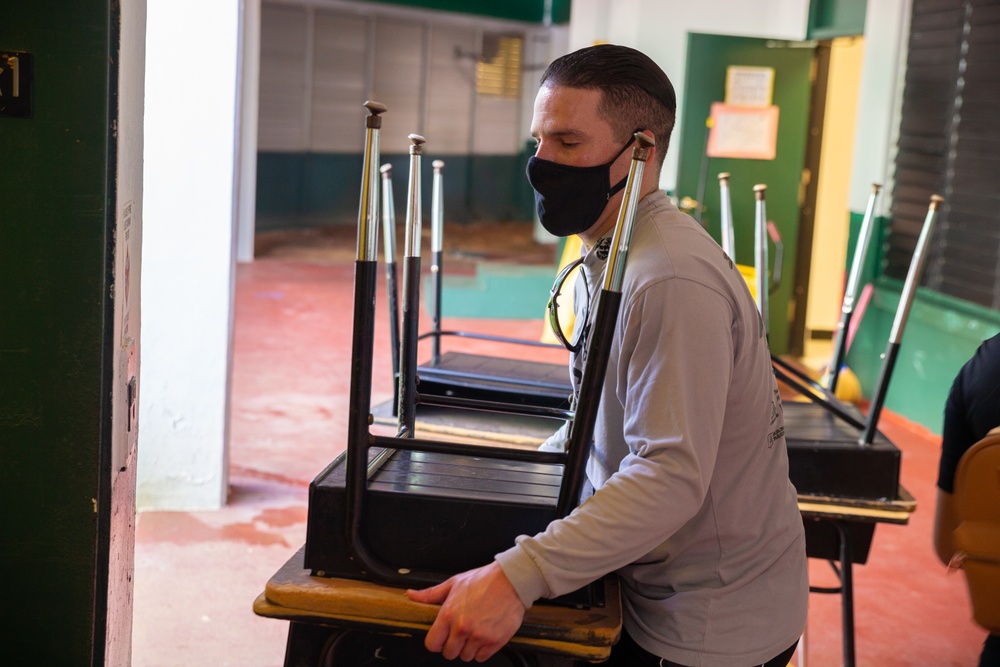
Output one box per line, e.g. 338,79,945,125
843,206,1000,435
257,151,534,228
808,0,867,40
428,263,555,319
846,210,888,291
468,153,537,221
256,152,307,216
846,279,1000,435
352,0,571,24
302,153,365,214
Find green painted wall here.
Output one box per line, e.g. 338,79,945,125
841,208,1000,435
845,210,887,292
0,3,117,664
846,279,1000,435
428,263,555,319
256,151,535,228
840,209,1000,436
352,0,571,24
808,0,867,39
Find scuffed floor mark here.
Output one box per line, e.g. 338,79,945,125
254,505,308,528
229,464,310,488
136,511,290,548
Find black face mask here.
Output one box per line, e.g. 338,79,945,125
526,133,638,237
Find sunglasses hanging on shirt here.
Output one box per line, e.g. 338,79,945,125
546,257,592,354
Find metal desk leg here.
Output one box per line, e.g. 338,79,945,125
832,521,856,667
284,622,335,667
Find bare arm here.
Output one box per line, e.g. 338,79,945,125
933,488,958,566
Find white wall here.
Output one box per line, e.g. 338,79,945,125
520,26,569,142
566,0,811,191
849,0,912,216
138,0,241,510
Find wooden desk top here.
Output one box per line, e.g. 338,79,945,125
254,546,622,662
798,485,916,525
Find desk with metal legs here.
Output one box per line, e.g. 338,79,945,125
364,404,915,667
797,489,916,667
253,487,914,667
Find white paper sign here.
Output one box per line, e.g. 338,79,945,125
725,66,775,108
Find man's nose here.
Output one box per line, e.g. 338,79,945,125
533,139,554,161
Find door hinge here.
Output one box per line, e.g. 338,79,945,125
799,168,812,207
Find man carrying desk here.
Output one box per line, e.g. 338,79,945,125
408,44,808,667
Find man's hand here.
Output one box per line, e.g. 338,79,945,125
406,561,527,662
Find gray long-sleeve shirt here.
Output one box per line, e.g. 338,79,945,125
495,191,808,666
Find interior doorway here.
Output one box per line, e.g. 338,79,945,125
793,36,865,366
675,33,864,358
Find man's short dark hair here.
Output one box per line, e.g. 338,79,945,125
540,44,676,172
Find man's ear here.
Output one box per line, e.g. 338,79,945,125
637,129,656,159
638,130,657,167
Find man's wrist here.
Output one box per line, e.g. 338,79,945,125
495,546,548,606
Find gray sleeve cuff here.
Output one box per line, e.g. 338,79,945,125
495,542,551,607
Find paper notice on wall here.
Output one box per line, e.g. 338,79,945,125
707,103,780,160
725,66,775,107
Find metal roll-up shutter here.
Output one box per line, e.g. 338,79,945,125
932,1,1000,307
888,0,1000,309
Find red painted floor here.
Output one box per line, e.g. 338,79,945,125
132,230,988,666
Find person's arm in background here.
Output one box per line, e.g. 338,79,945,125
933,489,959,566
934,369,973,565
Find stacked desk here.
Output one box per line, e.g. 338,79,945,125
259,404,914,667
255,546,621,666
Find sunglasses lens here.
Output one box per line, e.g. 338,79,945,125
547,258,587,353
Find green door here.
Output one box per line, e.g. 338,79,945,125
675,34,814,355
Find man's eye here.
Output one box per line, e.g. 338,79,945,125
561,141,579,148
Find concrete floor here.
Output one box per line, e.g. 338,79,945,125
133,224,989,666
